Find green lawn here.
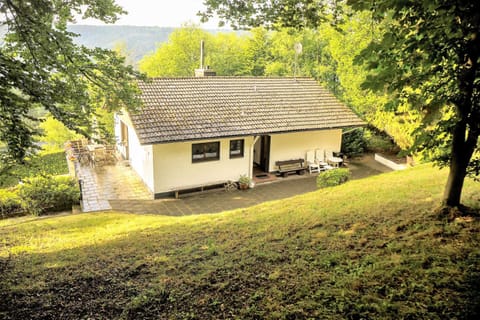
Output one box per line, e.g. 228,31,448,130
0,165,479,319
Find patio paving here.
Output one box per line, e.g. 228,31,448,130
76,161,152,212
76,154,392,215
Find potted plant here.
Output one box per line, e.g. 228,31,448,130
238,174,251,190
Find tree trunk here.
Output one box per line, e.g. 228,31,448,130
443,154,468,207
442,117,477,207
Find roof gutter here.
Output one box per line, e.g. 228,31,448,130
342,127,364,135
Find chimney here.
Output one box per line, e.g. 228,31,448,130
195,40,216,77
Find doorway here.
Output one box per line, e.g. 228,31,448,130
120,121,129,160
254,135,271,173
260,135,271,172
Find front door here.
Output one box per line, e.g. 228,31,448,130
260,135,271,172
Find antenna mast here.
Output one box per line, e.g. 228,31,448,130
200,39,204,69
294,42,303,79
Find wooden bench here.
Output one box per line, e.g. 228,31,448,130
173,180,228,199
275,159,307,177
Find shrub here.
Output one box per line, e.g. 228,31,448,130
341,129,367,157
364,129,400,154
0,151,69,188
0,189,23,219
18,175,80,215
316,168,351,188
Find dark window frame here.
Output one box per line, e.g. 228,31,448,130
192,141,220,163
229,139,244,159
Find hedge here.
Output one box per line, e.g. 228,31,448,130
16,175,80,216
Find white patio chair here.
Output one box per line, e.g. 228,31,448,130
315,149,332,170
325,150,343,168
306,150,320,173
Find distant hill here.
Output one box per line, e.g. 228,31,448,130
2,25,237,64
67,25,175,64
67,25,234,65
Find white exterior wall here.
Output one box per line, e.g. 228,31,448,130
152,137,254,194
114,113,155,193
268,129,342,172
128,131,154,193
111,121,343,195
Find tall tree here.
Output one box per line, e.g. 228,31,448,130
139,25,212,77
264,29,300,76
350,0,480,209
202,0,480,210
244,27,271,76
139,25,251,77
209,32,250,76
0,0,143,164
316,10,420,151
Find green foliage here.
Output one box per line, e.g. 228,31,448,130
94,107,116,144
348,0,480,205
139,25,212,77
341,129,366,157
238,174,251,185
0,151,69,189
244,27,271,76
39,115,83,151
201,0,335,29
18,175,80,216
364,129,398,154
316,168,350,188
139,24,253,77
0,0,144,165
209,32,250,76
0,189,23,219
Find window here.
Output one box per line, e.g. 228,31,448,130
192,142,220,162
229,139,244,158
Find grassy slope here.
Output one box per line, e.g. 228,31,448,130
0,165,479,319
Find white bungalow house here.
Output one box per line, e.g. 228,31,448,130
114,76,364,198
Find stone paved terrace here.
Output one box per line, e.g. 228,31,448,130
75,154,392,215
75,161,152,212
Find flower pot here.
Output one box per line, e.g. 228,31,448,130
239,183,249,190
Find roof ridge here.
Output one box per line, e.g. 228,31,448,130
146,76,315,80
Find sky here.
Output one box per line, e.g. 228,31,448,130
79,0,222,28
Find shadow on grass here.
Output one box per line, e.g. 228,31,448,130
1,214,480,320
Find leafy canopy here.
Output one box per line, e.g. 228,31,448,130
139,24,253,77
0,0,144,164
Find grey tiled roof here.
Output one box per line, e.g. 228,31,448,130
130,77,365,145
